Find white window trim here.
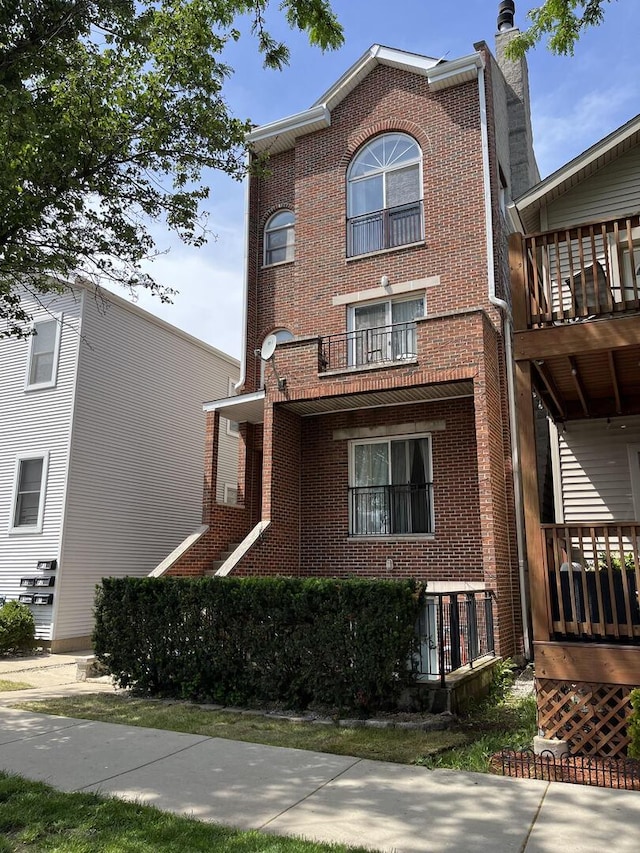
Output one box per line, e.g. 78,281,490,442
24,314,62,391
348,432,434,537
347,134,423,217
9,451,50,535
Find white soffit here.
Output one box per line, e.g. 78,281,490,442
247,44,443,155
515,112,640,233
203,390,265,424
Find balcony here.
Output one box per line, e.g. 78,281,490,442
322,321,418,372
515,214,640,329
542,523,640,642
347,200,423,258
349,482,433,536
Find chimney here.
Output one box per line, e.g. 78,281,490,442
494,2,538,198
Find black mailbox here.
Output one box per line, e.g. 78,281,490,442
18,594,34,604
34,576,55,587
32,593,54,606
36,560,57,571
20,578,36,587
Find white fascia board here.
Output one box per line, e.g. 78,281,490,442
314,44,441,111
426,52,484,91
515,112,640,213
246,105,330,150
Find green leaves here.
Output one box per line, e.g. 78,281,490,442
0,0,343,334
506,1,611,58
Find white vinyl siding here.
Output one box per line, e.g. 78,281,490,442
0,290,82,639
557,416,640,523
0,284,239,646
544,145,640,231
55,292,239,642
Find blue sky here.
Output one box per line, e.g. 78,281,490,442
128,0,640,359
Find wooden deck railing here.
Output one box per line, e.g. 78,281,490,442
542,523,640,641
521,215,640,328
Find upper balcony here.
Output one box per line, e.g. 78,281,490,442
512,214,640,330
510,215,640,422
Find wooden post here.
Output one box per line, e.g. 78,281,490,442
509,232,528,332
514,359,550,642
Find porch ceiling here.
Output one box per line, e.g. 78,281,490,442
280,380,474,417
526,334,640,422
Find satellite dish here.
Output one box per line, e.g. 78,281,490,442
260,334,278,361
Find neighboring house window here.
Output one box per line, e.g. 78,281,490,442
349,435,433,536
226,377,239,436
264,210,295,266
25,317,61,389
10,453,49,533
347,133,423,257
224,484,238,505
348,296,424,366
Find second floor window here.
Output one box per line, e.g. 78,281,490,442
264,210,295,266
26,318,61,389
347,133,423,257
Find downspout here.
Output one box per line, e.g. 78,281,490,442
477,60,532,660
234,153,251,393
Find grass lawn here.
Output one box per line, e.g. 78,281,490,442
0,679,33,691
15,692,536,772
0,771,374,853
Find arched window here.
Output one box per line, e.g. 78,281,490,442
347,133,423,257
264,210,295,266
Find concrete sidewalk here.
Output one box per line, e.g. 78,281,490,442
1,705,639,853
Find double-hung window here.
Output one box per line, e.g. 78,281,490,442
350,436,433,536
25,317,61,390
349,296,423,366
347,133,423,257
10,453,48,533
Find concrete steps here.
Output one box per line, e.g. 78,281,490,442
205,544,241,576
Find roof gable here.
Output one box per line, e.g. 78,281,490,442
247,45,483,155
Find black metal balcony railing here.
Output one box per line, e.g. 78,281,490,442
321,321,418,372
521,214,640,327
349,483,433,536
347,200,423,258
414,591,496,686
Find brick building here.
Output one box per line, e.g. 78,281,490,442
162,6,539,670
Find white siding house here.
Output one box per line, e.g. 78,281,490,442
0,284,239,650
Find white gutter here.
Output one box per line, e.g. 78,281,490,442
234,155,251,393
478,61,532,660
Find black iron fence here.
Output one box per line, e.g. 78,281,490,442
349,483,433,536
347,200,423,257
414,590,496,685
495,749,640,791
321,321,418,371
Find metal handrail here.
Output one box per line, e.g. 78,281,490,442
322,320,418,372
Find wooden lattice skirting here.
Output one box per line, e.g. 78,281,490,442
536,679,633,757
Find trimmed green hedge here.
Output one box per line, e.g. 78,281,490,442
93,576,422,711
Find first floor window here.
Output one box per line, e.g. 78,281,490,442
11,454,47,532
349,296,423,366
26,318,61,389
350,436,433,535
